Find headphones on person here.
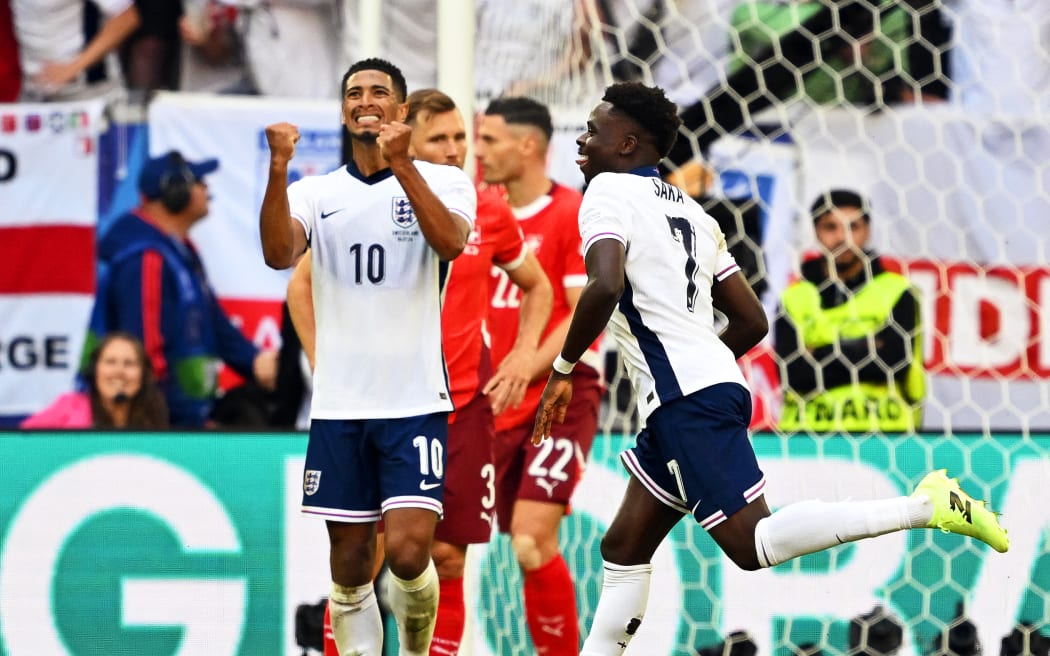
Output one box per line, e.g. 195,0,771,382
159,151,196,214
80,332,153,401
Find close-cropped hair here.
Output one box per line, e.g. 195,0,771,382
484,96,554,141
602,82,681,158
809,189,871,224
341,57,408,101
406,88,458,126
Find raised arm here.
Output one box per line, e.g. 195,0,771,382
260,122,309,269
33,5,141,91
378,122,470,260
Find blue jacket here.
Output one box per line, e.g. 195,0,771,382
89,211,258,427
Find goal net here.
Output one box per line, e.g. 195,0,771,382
453,1,1050,655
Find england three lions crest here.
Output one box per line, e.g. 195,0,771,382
391,197,417,228
304,470,321,496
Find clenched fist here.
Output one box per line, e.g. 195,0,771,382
377,121,412,164
265,122,301,164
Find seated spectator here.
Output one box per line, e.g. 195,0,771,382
87,150,278,428
119,0,183,96
22,331,168,429
11,0,141,100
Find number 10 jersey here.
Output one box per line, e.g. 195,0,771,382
288,159,477,420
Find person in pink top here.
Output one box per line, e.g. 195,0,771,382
21,331,168,430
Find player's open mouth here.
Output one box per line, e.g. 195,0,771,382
576,156,589,166
356,115,381,125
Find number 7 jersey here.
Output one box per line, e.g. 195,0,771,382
288,159,477,420
578,170,748,422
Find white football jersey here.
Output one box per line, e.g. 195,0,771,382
578,170,747,421
289,160,477,419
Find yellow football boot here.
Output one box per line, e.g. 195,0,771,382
912,469,1008,553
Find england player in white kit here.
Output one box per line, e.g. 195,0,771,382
259,58,476,656
533,82,1009,655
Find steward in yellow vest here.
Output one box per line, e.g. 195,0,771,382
775,190,925,434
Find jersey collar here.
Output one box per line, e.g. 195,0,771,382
344,159,395,185
627,165,661,178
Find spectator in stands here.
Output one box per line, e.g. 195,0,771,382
774,189,925,434
0,0,20,101
179,0,254,94
238,0,342,98
88,150,278,428
649,0,949,196
119,0,183,96
11,0,141,100
338,0,592,105
21,332,168,429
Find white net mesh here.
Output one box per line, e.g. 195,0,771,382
470,437,1047,656
458,1,1050,654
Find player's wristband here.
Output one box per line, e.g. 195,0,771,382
552,355,576,375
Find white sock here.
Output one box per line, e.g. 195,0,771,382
329,581,383,656
580,561,652,655
386,560,440,656
754,496,932,568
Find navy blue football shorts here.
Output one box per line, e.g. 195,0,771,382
621,382,766,530
301,413,449,522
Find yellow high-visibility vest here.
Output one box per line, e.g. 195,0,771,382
778,271,925,434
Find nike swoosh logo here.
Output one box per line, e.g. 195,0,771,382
419,481,441,491
320,208,345,219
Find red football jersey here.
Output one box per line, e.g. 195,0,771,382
442,186,528,411
488,183,601,432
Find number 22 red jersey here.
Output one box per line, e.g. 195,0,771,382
487,182,601,432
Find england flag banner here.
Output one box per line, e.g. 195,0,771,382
0,100,104,423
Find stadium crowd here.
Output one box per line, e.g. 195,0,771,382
9,0,1045,432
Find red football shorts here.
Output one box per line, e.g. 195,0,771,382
434,388,497,544
494,366,601,533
